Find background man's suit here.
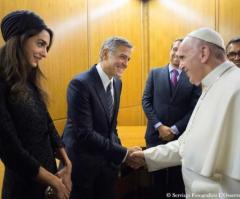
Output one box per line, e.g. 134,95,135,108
62,65,127,199
142,65,201,198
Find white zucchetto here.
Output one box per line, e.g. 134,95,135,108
187,27,225,50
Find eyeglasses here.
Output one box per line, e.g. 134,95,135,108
227,51,240,59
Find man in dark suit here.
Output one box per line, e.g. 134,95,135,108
62,36,141,199
142,39,201,198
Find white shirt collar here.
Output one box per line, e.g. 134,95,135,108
168,64,182,75
96,63,113,91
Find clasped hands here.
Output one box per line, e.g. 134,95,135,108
53,163,72,199
125,146,146,169
158,125,175,141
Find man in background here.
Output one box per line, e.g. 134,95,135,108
62,36,140,199
226,37,240,67
142,39,201,198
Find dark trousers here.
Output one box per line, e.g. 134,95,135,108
70,162,119,199
151,166,185,199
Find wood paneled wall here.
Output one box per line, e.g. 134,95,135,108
1,0,240,197
0,0,240,134
148,0,215,68
218,0,240,42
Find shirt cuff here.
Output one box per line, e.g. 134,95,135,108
170,125,180,135
154,122,162,130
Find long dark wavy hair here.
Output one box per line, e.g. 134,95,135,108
0,28,53,103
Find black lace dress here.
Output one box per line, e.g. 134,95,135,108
0,80,63,199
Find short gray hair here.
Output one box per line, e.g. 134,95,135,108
99,36,133,61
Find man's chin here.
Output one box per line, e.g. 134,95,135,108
28,63,38,68
190,78,201,86
116,68,125,78
116,73,123,79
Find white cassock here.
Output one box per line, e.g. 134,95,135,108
144,61,240,199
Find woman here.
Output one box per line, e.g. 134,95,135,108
0,10,72,199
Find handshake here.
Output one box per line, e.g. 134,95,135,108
125,146,146,169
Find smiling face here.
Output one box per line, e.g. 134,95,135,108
226,42,240,67
23,29,51,67
177,37,205,85
170,40,182,68
102,45,132,78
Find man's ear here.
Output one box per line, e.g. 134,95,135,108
102,49,109,61
200,45,210,63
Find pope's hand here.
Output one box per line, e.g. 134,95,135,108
129,150,146,169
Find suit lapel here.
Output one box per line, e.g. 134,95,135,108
112,77,120,122
171,71,187,100
90,66,112,123
161,65,171,99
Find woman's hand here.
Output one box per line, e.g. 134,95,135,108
55,147,72,193
52,177,70,199
56,164,72,193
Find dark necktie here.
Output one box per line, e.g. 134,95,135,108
106,82,113,120
171,69,179,86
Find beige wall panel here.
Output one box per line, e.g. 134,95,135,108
218,0,240,43
0,161,3,199
0,0,89,120
148,0,216,69
117,126,146,147
88,0,143,123
118,106,143,125
54,119,67,136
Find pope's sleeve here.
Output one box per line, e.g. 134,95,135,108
144,139,182,172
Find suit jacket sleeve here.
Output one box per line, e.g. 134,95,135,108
67,79,127,165
46,111,64,150
0,81,40,179
142,69,161,127
174,85,201,133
